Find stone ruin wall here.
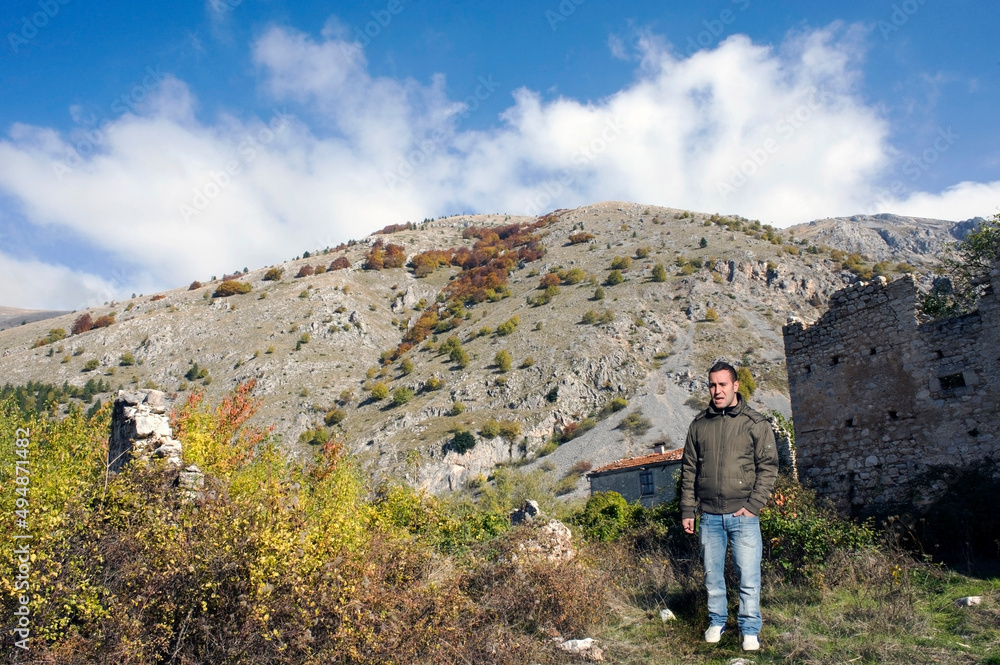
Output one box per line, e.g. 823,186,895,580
782,262,1000,514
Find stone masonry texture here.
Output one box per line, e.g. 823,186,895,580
782,258,1000,514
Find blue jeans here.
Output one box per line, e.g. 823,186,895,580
699,512,762,636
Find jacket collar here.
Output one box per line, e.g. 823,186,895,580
705,393,746,418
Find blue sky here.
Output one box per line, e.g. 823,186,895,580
1,0,998,309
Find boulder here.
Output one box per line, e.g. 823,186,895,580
513,519,576,563
556,638,603,661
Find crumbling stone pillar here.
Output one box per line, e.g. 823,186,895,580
107,389,183,472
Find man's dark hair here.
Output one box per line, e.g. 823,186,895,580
708,361,738,383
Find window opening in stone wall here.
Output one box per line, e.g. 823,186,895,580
845,417,855,428
968,427,980,437
939,373,966,390
934,350,943,359
639,470,654,496
887,410,898,420
831,355,840,365
870,347,877,355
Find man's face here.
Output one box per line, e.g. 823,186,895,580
709,370,739,410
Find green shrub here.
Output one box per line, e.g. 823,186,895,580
451,348,469,369
119,352,136,366
481,420,501,439
391,386,414,406
651,263,667,282
495,316,520,336
618,411,651,436
592,287,605,300
605,270,624,286
494,350,512,372
400,357,415,375
370,382,390,400
736,366,756,401
450,430,476,454
212,280,252,297
184,363,209,381
449,401,466,416
537,440,559,456
324,408,346,426
562,267,587,284
581,310,598,325
520,356,534,368
609,397,628,412
263,267,283,281
610,256,632,271
635,247,650,259
559,418,597,442
705,307,719,322
498,420,522,442
424,376,446,391
760,475,876,578
574,491,640,542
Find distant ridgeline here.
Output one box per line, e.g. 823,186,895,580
0,379,113,418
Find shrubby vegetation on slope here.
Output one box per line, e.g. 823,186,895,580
1,384,996,664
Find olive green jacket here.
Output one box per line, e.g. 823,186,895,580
679,394,778,520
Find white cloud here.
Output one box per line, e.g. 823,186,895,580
0,252,117,311
0,21,996,309
874,180,1000,220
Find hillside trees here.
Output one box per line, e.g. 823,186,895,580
212,281,252,297
72,314,93,335
393,220,548,357
363,239,406,270
921,213,1000,319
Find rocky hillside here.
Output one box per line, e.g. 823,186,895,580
787,213,982,266
0,202,962,497
0,306,69,332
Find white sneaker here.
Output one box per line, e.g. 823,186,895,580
742,634,760,651
704,625,725,643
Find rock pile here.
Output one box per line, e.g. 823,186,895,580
108,389,204,497
108,389,182,472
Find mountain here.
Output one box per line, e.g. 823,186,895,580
0,202,966,496
0,306,71,332
786,213,983,266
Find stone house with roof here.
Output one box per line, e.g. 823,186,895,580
587,444,683,508
782,254,1000,515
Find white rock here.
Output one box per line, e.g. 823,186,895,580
955,596,982,607
557,638,604,661
659,608,676,621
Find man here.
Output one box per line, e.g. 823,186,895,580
680,361,778,652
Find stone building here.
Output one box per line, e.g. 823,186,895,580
782,259,1000,514
587,445,683,508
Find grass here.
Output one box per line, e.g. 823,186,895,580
586,545,1000,664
